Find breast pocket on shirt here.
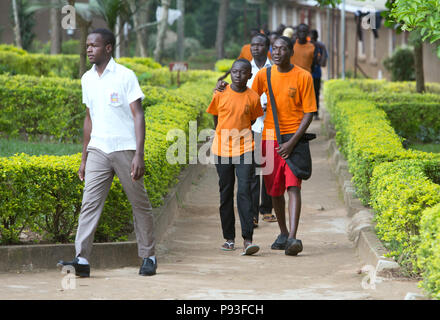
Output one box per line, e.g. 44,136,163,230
107,86,125,108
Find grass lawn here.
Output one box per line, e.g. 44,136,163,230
0,138,82,157
408,142,440,154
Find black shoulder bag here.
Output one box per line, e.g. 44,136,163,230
266,66,316,180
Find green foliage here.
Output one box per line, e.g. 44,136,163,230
383,47,415,81
370,160,440,274
215,59,234,72
324,80,440,204
387,0,440,58
417,203,440,299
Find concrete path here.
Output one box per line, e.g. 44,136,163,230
0,120,422,300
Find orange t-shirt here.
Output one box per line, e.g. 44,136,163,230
251,65,317,141
206,86,264,157
238,43,273,61
291,40,316,73
237,44,253,61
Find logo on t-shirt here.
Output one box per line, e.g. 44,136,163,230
244,104,251,115
288,87,297,98
110,92,119,104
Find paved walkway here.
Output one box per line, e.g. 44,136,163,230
0,120,422,300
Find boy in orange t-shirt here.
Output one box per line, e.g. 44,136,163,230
252,36,317,256
207,59,264,255
291,23,318,73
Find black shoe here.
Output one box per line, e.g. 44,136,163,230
57,257,90,277
285,238,303,256
271,233,288,250
139,257,157,276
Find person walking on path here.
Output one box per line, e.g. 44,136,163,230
247,33,277,227
309,29,328,120
251,36,317,256
57,29,157,277
291,23,319,74
207,59,264,255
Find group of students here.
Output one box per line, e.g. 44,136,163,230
208,24,323,257
57,24,323,279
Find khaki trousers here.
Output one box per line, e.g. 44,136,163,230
75,147,155,260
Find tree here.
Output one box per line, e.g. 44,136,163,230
50,0,62,54
154,0,170,63
215,0,229,59
176,0,185,61
129,0,150,58
388,0,440,58
382,0,440,92
12,0,22,48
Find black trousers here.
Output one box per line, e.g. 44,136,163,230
313,77,321,115
215,153,255,241
250,131,272,221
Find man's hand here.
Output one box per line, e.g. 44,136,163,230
131,152,145,181
78,161,86,181
214,79,228,93
276,141,295,160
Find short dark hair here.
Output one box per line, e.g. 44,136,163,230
277,36,294,52
252,33,270,48
310,29,319,40
298,23,309,31
232,59,252,72
89,28,116,51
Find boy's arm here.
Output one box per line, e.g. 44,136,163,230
130,98,146,181
78,107,92,181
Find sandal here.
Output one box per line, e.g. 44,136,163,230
262,213,277,222
221,240,235,251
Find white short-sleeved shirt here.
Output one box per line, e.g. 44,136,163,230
248,58,272,133
81,57,145,154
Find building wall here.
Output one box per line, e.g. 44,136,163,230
268,2,440,83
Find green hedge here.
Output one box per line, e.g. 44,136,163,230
325,79,440,298
0,73,219,143
417,203,440,299
370,160,440,274
324,80,440,204
0,46,164,79
0,76,217,245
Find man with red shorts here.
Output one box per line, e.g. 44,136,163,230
251,36,317,256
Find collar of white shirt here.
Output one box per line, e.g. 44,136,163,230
92,57,117,76
250,57,272,70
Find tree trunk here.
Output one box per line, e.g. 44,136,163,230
176,0,185,61
78,14,91,78
50,0,61,54
413,40,425,93
12,0,22,48
130,0,148,57
154,0,170,63
215,0,229,60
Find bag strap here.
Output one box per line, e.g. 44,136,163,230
266,66,282,144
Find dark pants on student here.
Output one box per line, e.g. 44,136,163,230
313,77,321,116
250,132,273,222
215,152,255,241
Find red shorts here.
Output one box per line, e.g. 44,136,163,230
261,139,302,197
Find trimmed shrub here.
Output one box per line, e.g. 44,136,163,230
417,203,440,299
215,59,234,72
370,160,440,274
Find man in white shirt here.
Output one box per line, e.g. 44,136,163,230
57,29,156,277
248,33,276,227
